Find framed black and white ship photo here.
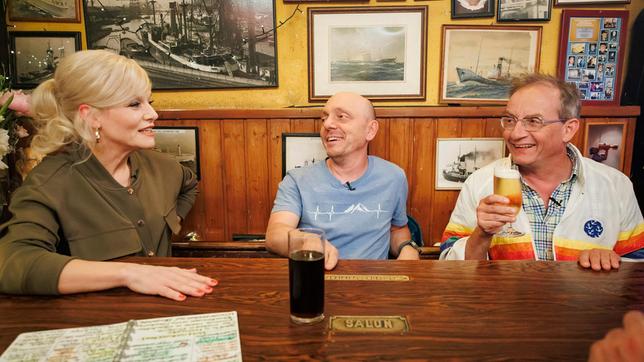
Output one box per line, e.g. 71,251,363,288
9,0,81,22
83,0,278,90
9,32,81,89
282,133,327,178
435,138,505,190
153,127,201,179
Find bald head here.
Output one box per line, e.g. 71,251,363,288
326,92,375,122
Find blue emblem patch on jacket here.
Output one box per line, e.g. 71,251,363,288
584,220,603,238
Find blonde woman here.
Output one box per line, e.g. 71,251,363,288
0,50,217,300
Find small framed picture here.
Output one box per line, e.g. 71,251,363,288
557,10,629,106
451,0,494,19
282,133,328,178
9,32,81,89
435,138,505,190
308,6,428,101
583,121,626,171
153,127,201,179
9,0,81,22
497,0,551,22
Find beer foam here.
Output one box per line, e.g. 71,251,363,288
494,168,521,179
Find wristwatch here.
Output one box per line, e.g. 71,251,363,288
397,240,421,255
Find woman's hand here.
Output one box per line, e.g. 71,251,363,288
120,264,218,301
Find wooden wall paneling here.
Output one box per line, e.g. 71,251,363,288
430,118,462,245
461,118,486,138
369,118,389,159
314,119,323,132
268,120,291,208
388,118,413,209
245,119,271,234
290,119,316,133
222,120,248,239
409,118,435,245
622,117,636,176
484,118,504,138
197,120,227,240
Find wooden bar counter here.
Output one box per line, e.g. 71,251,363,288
1,259,643,360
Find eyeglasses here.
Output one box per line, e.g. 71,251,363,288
499,116,568,132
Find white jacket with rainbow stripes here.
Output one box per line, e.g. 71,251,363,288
440,145,643,261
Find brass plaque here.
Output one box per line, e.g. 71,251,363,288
325,274,409,281
329,316,409,334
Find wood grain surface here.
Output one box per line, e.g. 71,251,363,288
1,259,642,360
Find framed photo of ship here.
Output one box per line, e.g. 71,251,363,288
153,127,201,179
497,0,551,22
554,0,629,5
308,6,428,101
451,0,494,19
8,0,81,22
83,0,278,90
9,31,81,89
435,138,505,190
582,120,626,172
282,133,327,178
557,10,628,106
439,25,542,105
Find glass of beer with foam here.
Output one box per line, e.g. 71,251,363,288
493,165,524,237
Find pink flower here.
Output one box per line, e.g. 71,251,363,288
0,90,31,116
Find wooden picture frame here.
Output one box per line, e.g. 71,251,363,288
558,10,628,106
9,31,81,89
555,0,629,5
8,0,81,22
583,120,626,172
282,133,327,178
435,138,505,190
497,0,551,22
84,0,278,90
451,0,494,19
440,25,542,105
308,6,427,101
153,127,201,180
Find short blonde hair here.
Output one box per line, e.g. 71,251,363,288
509,73,581,120
30,50,151,155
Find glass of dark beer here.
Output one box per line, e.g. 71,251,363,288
288,228,325,325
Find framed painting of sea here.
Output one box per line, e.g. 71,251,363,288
83,0,278,90
435,138,505,190
439,25,542,105
308,6,427,101
9,31,81,89
8,0,81,22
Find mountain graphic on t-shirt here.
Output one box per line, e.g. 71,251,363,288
343,203,372,214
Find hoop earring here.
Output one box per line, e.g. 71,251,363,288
95,127,101,143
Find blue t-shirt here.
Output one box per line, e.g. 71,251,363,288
272,156,408,259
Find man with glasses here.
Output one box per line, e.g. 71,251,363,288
440,73,643,269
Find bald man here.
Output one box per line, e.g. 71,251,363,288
266,92,418,269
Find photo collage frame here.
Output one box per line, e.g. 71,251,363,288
558,10,628,106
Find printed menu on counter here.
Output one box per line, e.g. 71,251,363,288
0,311,242,362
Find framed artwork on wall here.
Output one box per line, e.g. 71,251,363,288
83,0,278,90
555,0,629,5
153,127,201,180
282,133,327,178
439,25,542,105
497,0,551,22
308,6,427,101
583,121,626,172
451,0,494,19
558,10,628,106
9,31,81,89
8,0,81,22
435,138,505,190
